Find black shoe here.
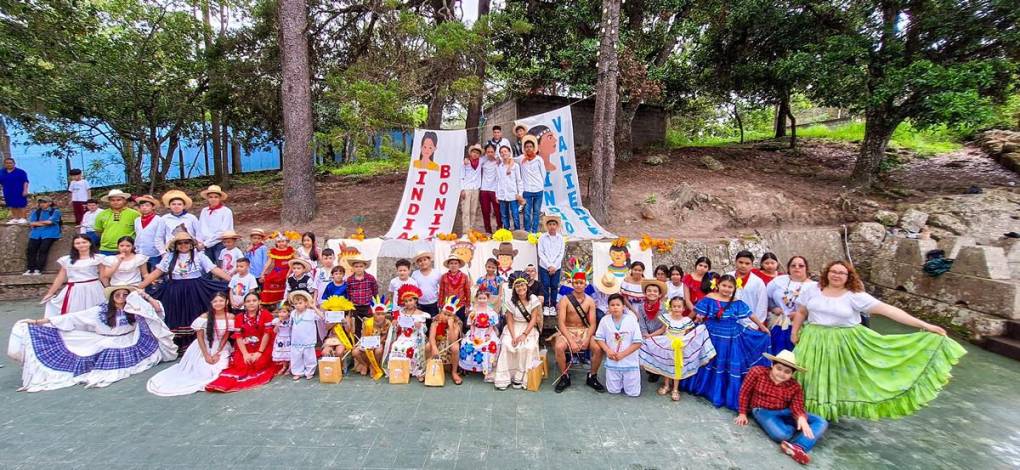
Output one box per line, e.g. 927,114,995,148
648,374,660,383
586,374,606,393
555,375,571,393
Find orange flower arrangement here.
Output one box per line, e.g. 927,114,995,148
349,227,366,240
610,236,630,248
639,234,676,253
435,232,459,241
283,230,302,241
467,229,490,243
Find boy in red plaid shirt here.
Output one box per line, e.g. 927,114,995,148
345,256,378,336
735,350,828,465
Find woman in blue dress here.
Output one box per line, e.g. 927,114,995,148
685,274,771,410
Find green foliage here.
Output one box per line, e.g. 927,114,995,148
319,152,410,178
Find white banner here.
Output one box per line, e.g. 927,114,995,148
592,240,653,283
514,106,614,240
384,129,467,240
434,239,539,282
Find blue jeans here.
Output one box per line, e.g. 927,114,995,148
499,200,520,230
522,191,542,233
751,408,827,452
539,268,561,308
83,231,100,248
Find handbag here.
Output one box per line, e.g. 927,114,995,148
424,358,445,387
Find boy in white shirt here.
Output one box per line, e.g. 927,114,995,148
538,215,565,316
388,258,419,302
313,248,336,304
217,230,244,276
79,199,101,247
228,258,259,311
460,144,483,233
67,169,90,224
595,293,644,397
197,185,234,262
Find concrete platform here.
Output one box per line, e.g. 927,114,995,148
0,299,1018,469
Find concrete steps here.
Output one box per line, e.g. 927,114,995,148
0,273,57,302
983,320,1020,361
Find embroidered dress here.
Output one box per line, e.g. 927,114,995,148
146,251,228,331
44,256,105,318
795,286,966,421
103,254,148,286
206,309,277,392
684,298,771,411
475,274,504,298
620,279,644,308
7,292,177,392
639,314,716,380
146,315,233,396
493,295,541,388
766,275,817,354
458,308,500,380
260,246,294,306
271,317,292,362
383,309,430,379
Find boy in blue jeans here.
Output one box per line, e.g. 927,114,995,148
735,350,827,465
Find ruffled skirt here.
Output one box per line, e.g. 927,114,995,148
147,277,229,331
683,319,771,410
639,324,716,380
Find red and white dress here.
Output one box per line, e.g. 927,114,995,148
206,309,278,392
45,255,105,318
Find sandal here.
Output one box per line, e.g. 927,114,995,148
452,374,463,385
671,390,681,402
657,384,669,396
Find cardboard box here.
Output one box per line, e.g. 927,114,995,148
388,358,410,384
318,357,342,384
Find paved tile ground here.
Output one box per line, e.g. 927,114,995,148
1,299,1018,469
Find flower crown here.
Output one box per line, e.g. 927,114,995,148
564,257,591,282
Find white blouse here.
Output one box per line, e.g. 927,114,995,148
58,255,103,282
502,295,541,323
768,275,818,316
797,285,879,327
103,254,148,286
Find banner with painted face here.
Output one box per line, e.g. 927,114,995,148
514,106,614,240
384,129,467,240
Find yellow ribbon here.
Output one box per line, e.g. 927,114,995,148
668,332,685,380
363,318,385,381
331,323,354,350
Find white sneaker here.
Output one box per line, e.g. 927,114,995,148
22,270,32,276
17,218,28,224
31,270,41,276
6,219,17,225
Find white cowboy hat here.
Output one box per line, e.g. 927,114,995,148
346,255,372,269
100,189,132,202
595,272,621,295
763,350,807,372
412,250,433,264
443,252,464,268
287,290,315,305
640,279,669,297
219,230,242,240
200,185,228,200
288,258,313,271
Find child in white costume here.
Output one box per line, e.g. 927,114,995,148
595,294,644,397
286,290,321,379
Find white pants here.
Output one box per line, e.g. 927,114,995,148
605,368,641,397
290,347,317,377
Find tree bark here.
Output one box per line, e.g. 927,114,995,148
178,147,186,180
787,106,797,149
278,0,317,223
231,133,242,174
589,0,621,224
614,101,638,161
0,116,11,160
201,1,224,183
425,92,445,130
733,104,744,144
774,95,789,138
851,108,901,187
464,0,491,144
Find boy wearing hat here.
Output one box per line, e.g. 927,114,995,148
346,256,378,335
537,215,565,316
411,251,442,317
217,230,244,276
67,168,90,224
94,189,140,255
160,190,199,248
246,229,269,284
196,185,234,263
133,195,168,270
284,258,314,299
518,135,546,233
735,350,828,465
286,290,322,380
461,144,483,233
438,253,472,325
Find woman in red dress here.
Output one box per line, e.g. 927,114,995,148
260,232,295,307
207,292,279,392
682,256,712,316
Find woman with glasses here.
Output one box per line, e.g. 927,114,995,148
765,256,816,354
137,231,230,334
791,260,965,421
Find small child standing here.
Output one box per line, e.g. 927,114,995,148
387,259,418,302
67,169,91,224
271,306,292,373
735,350,827,465
458,290,501,381
286,290,322,380
217,230,244,276
246,229,269,285
79,199,101,247
595,294,644,397
228,258,259,312
313,248,336,303
284,258,314,298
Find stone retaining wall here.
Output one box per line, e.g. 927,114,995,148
0,225,78,274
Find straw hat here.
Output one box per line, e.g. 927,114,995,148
134,194,161,208
412,250,433,264
100,189,132,202
521,134,538,149
200,185,228,200
541,214,562,227
467,144,483,155
288,258,313,271
287,290,315,305
103,284,137,298
165,231,197,251
641,279,668,297
161,190,193,209
249,228,266,238
346,255,372,269
220,230,241,240
763,350,806,372
595,272,621,295
443,252,464,268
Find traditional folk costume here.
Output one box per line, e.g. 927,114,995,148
681,273,708,315
383,285,431,379
8,290,177,392
751,268,778,286
432,296,465,365
159,190,199,248
146,313,233,396
103,253,148,286
261,234,296,306
438,256,472,324
795,285,965,421
205,308,278,392
766,275,817,354
356,297,391,380
595,312,644,397
685,297,771,411
246,229,269,284
283,258,314,299
287,291,320,378
44,255,105,318
493,272,541,389
147,232,229,332
639,313,716,381
729,270,770,324
458,304,500,381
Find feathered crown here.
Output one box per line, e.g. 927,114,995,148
268,230,300,242
397,284,423,302
442,295,460,313
371,295,389,314
507,270,530,287
321,295,354,312
564,257,591,282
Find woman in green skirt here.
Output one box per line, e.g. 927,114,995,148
791,260,965,421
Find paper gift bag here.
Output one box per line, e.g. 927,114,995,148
318,357,342,384
388,358,410,384
525,365,543,392
539,349,548,378
424,358,445,387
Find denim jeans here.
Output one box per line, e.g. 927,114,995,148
522,191,543,233
751,408,828,452
539,268,561,308
499,200,521,230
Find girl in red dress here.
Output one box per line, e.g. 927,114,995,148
751,252,780,286
260,232,295,307
682,256,712,316
207,292,279,392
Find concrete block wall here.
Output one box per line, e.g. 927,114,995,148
0,225,79,274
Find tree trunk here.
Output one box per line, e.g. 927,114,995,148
614,101,638,161
278,0,317,224
220,119,231,186
589,0,621,224
464,0,491,144
774,95,789,139
425,92,445,130
850,107,901,187
178,147,186,180
787,107,797,149
733,104,744,144
120,135,144,187
231,134,242,174
0,116,11,160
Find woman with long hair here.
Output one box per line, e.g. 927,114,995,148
8,286,176,391
752,252,781,285
493,271,541,390
147,292,235,396
206,292,279,392
682,257,712,315
41,235,105,317
297,232,320,267
137,231,230,333
101,236,149,286
791,260,965,421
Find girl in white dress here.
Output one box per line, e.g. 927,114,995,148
41,235,106,318
8,286,177,392
146,292,234,396
493,271,541,390
101,236,149,286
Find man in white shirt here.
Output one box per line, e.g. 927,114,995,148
196,185,234,263
486,125,512,155
729,250,769,324
411,251,442,318
461,144,483,233
133,194,168,270
160,190,199,247
478,143,502,234
79,198,100,247
537,215,565,316
519,135,546,233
